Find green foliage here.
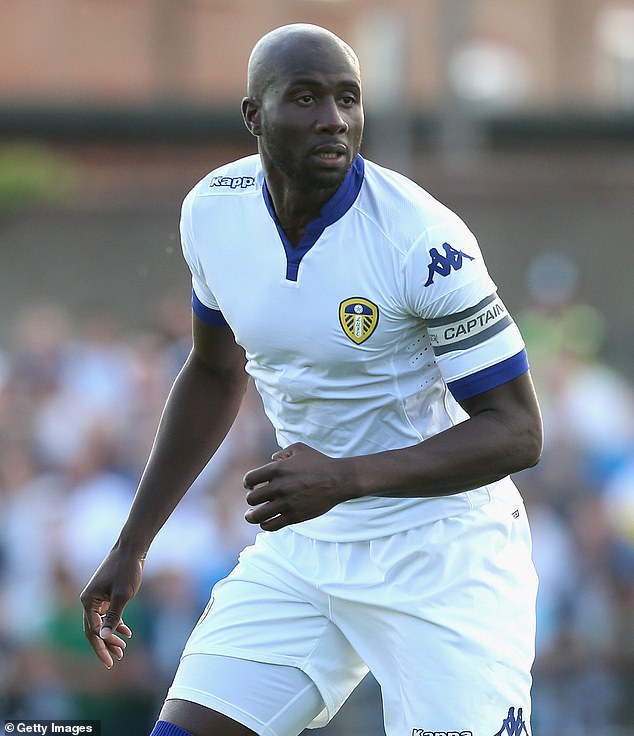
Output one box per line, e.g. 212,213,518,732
0,141,75,211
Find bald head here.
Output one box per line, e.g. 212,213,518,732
247,24,360,100
241,23,364,192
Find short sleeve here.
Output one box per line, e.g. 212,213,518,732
180,187,221,311
180,187,227,325
402,216,528,400
402,215,496,319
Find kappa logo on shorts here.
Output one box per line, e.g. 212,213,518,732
411,730,473,736
424,242,475,287
493,707,530,735
339,297,379,344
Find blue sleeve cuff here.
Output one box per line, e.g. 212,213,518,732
192,289,227,326
447,349,529,402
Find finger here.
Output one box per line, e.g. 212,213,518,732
259,514,290,532
105,642,125,661
81,591,109,632
84,607,105,638
245,500,285,525
243,461,278,489
99,593,128,639
115,620,133,638
102,630,128,650
84,623,116,669
90,619,129,667
271,448,292,461
100,617,132,638
271,443,306,461
81,602,113,668
245,485,277,507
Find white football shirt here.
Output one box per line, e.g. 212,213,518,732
181,154,528,540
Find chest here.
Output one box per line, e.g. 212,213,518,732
196,212,421,366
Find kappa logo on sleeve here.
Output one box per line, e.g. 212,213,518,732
209,175,256,189
424,242,475,287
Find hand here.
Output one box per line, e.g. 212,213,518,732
80,547,144,669
243,443,347,531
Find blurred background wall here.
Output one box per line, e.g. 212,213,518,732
1,1,634,735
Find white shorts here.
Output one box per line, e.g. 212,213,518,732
167,484,537,736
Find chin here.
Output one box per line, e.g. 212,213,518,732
300,166,349,192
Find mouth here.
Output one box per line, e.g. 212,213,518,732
311,144,348,167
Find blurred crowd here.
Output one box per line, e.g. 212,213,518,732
0,295,277,733
1,263,634,735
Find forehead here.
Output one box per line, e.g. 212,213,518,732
268,37,360,90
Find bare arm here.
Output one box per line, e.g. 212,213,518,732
243,371,542,531
80,314,247,667
116,315,247,556
343,369,543,497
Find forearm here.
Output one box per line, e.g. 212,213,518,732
340,409,541,500
244,374,542,532
117,351,247,556
338,373,543,501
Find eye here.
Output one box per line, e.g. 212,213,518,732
339,94,357,107
295,94,315,106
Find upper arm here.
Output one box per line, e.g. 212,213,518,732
401,215,528,399
399,215,542,461
459,370,543,464
191,312,247,381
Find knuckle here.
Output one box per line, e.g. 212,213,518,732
276,498,291,514
269,462,283,478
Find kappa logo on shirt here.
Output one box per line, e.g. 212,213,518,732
424,242,475,287
339,297,379,344
209,175,256,189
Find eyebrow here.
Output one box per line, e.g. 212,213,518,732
286,78,361,90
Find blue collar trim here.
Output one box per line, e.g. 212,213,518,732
262,155,365,281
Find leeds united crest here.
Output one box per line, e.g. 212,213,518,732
339,297,379,344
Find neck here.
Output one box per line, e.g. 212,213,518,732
260,156,346,247
266,179,337,245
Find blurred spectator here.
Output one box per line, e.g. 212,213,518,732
515,251,634,734
1,284,634,734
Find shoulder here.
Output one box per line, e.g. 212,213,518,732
182,154,264,214
357,161,494,315
356,158,474,254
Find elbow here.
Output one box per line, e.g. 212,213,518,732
523,438,542,469
516,416,544,470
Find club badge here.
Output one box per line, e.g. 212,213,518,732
339,297,379,344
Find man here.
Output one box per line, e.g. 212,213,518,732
81,23,542,736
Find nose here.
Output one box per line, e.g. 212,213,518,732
315,96,349,134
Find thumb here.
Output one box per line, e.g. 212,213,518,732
99,594,127,639
272,442,304,461
272,448,292,461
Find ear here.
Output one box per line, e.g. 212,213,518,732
241,97,262,137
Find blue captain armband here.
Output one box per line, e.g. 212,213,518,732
447,349,529,402
192,289,227,326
